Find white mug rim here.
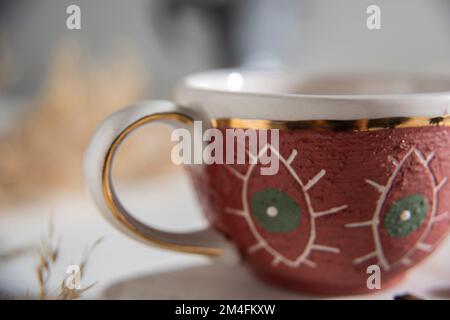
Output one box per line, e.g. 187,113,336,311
174,69,450,121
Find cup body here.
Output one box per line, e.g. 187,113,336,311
187,126,450,294
177,70,450,294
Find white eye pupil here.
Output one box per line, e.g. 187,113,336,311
266,206,278,217
400,210,411,221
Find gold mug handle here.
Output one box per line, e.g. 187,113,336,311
85,100,235,259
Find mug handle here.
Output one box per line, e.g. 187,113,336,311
85,100,237,261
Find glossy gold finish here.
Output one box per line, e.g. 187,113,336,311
211,115,450,131
102,112,223,256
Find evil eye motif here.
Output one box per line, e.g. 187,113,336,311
384,194,428,238
346,147,448,271
251,188,300,233
224,144,347,268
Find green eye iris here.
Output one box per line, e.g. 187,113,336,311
384,194,428,238
251,188,300,233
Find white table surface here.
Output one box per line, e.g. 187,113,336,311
1,170,449,300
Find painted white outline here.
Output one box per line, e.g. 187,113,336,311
225,144,347,268
286,150,298,165
345,147,448,271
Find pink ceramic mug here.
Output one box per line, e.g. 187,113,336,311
85,71,450,294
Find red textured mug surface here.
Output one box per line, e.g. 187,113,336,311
188,126,450,294
86,71,450,295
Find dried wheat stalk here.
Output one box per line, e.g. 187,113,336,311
34,220,102,300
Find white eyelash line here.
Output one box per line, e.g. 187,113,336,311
314,205,348,218
426,151,435,165
225,145,347,269
248,241,266,253
226,138,260,174
431,211,449,223
388,156,399,167
304,170,326,192
414,149,436,166
436,177,448,192
401,257,413,266
345,220,374,228
345,147,448,271
353,251,377,265
311,244,341,254
224,208,246,217
416,242,433,252
286,149,298,165
303,259,317,268
365,179,386,193
271,256,283,266
414,148,427,165
224,166,246,181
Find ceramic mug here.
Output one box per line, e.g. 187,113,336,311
85,70,450,294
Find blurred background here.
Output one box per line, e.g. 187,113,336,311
0,0,450,299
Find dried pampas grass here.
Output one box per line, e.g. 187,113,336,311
0,40,175,206
0,220,102,299
35,220,102,300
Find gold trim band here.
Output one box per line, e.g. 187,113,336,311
211,115,450,131
102,112,222,256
